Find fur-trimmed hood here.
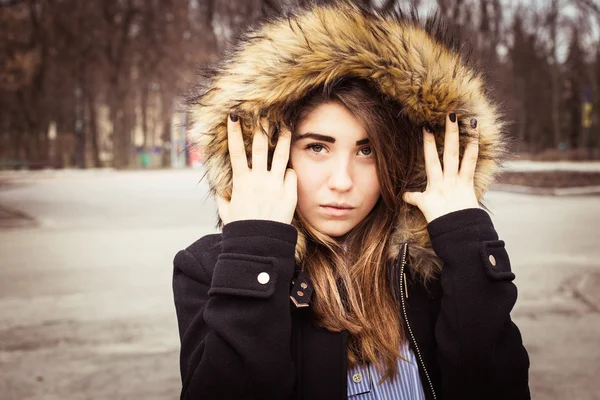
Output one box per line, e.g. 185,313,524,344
188,1,510,279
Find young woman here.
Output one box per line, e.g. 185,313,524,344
173,2,530,399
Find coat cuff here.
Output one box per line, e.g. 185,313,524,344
209,220,298,299
222,219,298,246
426,208,492,238
426,208,515,282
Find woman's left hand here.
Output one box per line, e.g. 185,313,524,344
402,112,480,223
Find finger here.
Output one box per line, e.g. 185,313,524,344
402,190,423,206
227,113,248,175
459,118,479,182
422,127,443,186
252,118,269,171
443,111,459,180
283,168,298,202
271,125,292,178
215,193,230,224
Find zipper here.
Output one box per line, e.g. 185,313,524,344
399,242,437,400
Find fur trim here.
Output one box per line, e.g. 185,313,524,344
188,0,510,279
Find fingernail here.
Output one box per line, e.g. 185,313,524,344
449,112,456,123
424,124,433,133
470,118,477,129
229,113,238,122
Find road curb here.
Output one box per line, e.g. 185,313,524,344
0,204,37,229
573,274,600,313
504,160,600,172
490,184,600,196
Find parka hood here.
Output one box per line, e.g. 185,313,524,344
188,1,510,279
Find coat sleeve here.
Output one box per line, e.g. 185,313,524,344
172,219,298,400
426,208,531,399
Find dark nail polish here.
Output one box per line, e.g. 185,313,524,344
230,113,238,122
424,124,433,133
449,112,456,123
470,118,477,129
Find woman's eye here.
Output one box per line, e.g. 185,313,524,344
307,144,325,153
359,146,372,156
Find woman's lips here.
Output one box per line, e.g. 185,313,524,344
320,205,354,217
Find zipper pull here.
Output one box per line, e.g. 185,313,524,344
403,272,408,299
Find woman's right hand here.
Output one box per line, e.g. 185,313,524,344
216,113,298,225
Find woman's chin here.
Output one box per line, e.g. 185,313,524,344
311,219,357,239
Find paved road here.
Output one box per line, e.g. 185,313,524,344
0,169,599,399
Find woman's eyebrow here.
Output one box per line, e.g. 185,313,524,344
296,132,335,143
296,132,369,145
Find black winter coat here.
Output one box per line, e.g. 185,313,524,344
172,208,531,400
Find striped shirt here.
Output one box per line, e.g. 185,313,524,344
347,341,426,399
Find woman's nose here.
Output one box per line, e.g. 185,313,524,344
327,162,353,192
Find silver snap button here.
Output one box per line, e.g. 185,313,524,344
489,255,496,267
352,373,362,383
257,272,270,284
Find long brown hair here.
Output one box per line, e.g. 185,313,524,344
280,77,424,382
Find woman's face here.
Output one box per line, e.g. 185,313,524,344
289,102,381,238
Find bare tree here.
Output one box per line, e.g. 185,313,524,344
2,0,600,167
546,0,563,149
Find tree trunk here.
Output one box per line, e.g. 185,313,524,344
141,82,149,152
161,119,171,168
549,0,562,149
516,78,527,153
109,85,134,169
87,91,101,168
